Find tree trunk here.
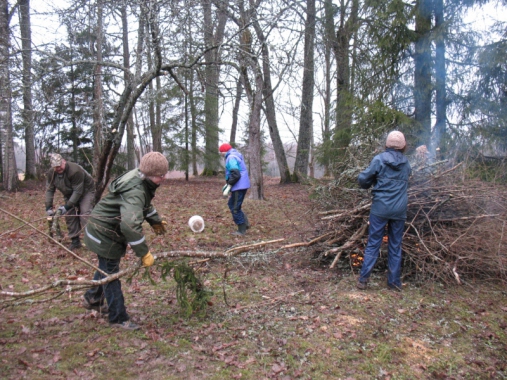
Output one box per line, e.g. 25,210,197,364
153,75,162,152
201,0,227,175
322,0,334,177
333,0,358,164
252,15,291,184
121,3,137,170
235,4,264,200
19,0,36,179
146,28,156,152
414,0,432,148
230,78,242,144
0,0,18,191
69,58,79,163
189,68,198,176
92,0,104,171
294,0,316,181
433,0,446,159
248,87,264,200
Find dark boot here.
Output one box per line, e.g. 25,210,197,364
231,224,247,236
69,237,82,250
82,296,109,314
244,213,250,230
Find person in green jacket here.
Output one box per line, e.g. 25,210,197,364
82,152,169,330
45,153,95,250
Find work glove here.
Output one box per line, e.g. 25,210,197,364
57,205,69,215
142,251,155,267
222,184,231,197
46,209,54,217
151,221,168,235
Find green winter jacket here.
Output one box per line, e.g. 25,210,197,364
45,161,95,210
84,169,163,260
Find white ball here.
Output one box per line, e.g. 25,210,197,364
188,215,205,233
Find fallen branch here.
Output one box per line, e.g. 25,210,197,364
0,240,286,306
225,239,285,255
0,264,140,302
329,223,368,269
280,232,334,249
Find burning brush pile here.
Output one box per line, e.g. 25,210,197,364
309,161,507,285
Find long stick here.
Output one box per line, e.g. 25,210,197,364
280,232,334,249
0,207,107,276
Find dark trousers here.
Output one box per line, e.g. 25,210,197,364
359,214,405,287
84,255,129,324
64,191,94,238
228,189,247,225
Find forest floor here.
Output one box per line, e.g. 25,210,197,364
1,176,506,379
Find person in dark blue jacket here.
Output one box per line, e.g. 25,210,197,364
356,131,412,291
219,143,251,236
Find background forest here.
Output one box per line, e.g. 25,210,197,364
0,0,506,197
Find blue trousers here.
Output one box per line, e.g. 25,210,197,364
84,255,129,324
228,189,247,225
359,214,405,288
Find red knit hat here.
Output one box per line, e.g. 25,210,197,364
219,143,232,153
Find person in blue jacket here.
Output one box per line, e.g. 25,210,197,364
219,143,251,236
356,131,412,291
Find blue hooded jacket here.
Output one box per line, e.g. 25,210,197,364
224,149,250,191
358,149,411,220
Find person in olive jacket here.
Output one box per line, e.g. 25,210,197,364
83,152,169,330
356,131,412,292
45,153,95,250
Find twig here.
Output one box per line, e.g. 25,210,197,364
452,262,461,285
321,203,370,220
407,222,443,262
431,214,498,223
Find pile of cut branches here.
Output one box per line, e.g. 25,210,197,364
307,162,507,285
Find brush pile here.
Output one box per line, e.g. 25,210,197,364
308,161,507,285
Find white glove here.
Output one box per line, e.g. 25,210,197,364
222,184,231,197
46,209,54,217
58,205,69,215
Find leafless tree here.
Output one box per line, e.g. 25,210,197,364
18,0,35,179
0,0,19,191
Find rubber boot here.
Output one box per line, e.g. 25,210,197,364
244,213,250,230
69,237,83,250
231,224,247,236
